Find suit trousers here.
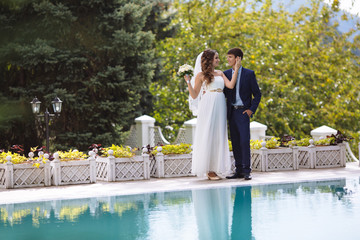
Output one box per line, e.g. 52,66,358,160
229,108,251,174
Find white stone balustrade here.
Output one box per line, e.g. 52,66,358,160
96,149,150,181
135,115,156,147
50,151,96,186
251,142,299,172
0,154,51,189
150,146,193,178
250,121,268,140
128,115,270,147
310,125,337,141
183,118,197,143
298,141,346,169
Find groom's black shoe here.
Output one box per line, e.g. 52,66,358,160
244,174,252,180
226,173,244,179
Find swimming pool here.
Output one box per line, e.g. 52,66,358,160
1,178,359,240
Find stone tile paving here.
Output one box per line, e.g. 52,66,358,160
0,162,359,205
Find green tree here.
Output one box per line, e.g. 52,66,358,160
0,0,170,152
152,0,360,148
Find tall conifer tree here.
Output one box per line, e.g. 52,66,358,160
0,0,169,151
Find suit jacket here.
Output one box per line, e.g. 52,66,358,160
223,67,261,119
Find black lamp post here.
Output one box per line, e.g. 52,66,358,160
30,96,63,153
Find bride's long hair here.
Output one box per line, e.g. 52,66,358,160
201,49,217,84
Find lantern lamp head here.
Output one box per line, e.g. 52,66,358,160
30,97,41,114
52,96,62,114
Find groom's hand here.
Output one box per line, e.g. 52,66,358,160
243,109,253,117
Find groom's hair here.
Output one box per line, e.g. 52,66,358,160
227,48,243,60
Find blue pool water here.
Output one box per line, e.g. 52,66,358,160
1,178,360,240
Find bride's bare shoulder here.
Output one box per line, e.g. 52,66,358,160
196,72,204,77
195,72,205,80
214,70,224,76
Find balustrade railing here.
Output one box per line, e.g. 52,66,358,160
123,116,359,166
149,126,170,146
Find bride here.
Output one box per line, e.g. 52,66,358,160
184,49,241,180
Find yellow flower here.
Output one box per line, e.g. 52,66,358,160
32,163,40,168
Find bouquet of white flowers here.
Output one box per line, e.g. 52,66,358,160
177,64,194,78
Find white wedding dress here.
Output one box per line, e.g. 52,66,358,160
192,75,231,177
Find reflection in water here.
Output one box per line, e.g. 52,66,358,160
192,187,233,239
0,178,359,240
191,186,253,240
231,186,252,240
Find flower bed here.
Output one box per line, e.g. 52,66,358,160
96,146,150,181
284,132,348,168
50,150,96,186
0,155,51,189
150,144,193,178
252,146,298,171
231,137,297,172
230,151,263,172
298,142,346,169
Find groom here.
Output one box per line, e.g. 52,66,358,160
224,48,261,180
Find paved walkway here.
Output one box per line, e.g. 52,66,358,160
1,162,359,205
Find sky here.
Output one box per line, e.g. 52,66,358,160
323,0,360,16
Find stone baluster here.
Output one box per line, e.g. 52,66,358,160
107,149,116,181
154,146,164,178
259,141,268,172
183,118,197,144
43,153,51,186
308,139,316,169
135,115,156,147
142,147,150,180
88,151,97,183
51,152,61,186
5,156,14,189
250,121,268,140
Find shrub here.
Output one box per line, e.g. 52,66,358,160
57,149,88,161
101,145,136,158
314,137,334,146
228,140,232,152
0,151,27,164
250,137,280,150
152,144,192,155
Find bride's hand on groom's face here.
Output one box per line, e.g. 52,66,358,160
235,57,242,69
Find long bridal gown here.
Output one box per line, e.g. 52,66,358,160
192,75,231,177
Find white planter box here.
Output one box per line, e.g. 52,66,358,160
151,153,194,178
0,160,51,189
231,147,298,172
96,153,150,181
50,155,96,186
254,147,298,171
298,143,346,168
230,151,264,172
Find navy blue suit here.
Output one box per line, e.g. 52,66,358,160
224,67,261,174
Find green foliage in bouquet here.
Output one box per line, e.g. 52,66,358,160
57,149,88,161
101,145,136,158
177,64,194,78
153,143,192,155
